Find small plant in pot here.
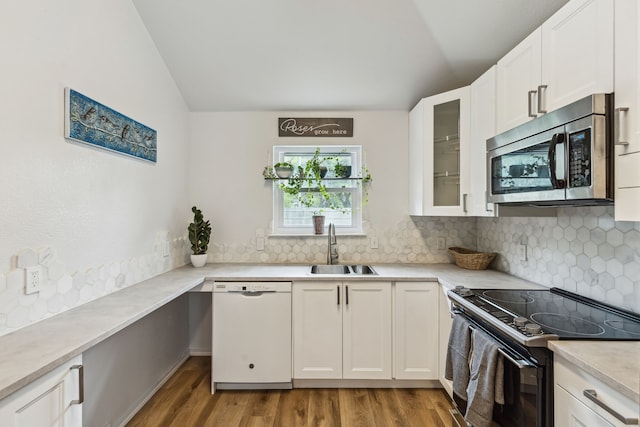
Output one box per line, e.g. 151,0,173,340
334,162,352,178
188,206,211,268
274,162,294,179
312,210,325,235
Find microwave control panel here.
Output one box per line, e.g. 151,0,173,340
568,128,591,188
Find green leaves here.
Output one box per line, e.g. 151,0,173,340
188,206,211,255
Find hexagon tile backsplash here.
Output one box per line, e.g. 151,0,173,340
477,206,640,314
0,237,191,336
207,217,478,265
1,207,638,335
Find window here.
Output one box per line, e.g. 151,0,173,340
272,145,363,235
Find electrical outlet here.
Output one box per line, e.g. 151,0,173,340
25,266,42,294
162,241,170,257
256,237,265,251
518,244,528,261
370,236,378,249
436,237,446,250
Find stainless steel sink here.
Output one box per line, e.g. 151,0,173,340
309,264,377,275
349,265,377,275
310,265,351,274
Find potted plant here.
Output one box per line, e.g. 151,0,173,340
188,206,211,267
334,161,352,178
312,210,325,235
274,162,294,178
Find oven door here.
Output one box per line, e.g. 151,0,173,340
450,314,548,427
487,125,566,204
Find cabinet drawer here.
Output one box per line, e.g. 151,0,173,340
555,357,639,426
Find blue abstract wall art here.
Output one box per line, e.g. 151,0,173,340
64,88,157,163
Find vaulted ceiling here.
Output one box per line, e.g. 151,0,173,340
133,0,568,111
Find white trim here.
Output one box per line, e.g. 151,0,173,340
272,145,364,235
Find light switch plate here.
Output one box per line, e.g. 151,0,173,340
518,244,527,261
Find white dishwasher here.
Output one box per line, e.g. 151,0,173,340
212,281,292,391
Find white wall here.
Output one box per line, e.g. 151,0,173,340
188,111,476,264
0,0,190,333
189,111,409,244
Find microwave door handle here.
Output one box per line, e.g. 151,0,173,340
548,133,566,189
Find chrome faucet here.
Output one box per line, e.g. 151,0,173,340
327,223,339,264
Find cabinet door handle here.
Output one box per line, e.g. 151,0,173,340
70,364,84,405
345,286,349,305
484,191,493,212
337,285,340,305
462,193,468,213
615,107,630,146
528,90,538,117
537,85,548,114
583,389,638,425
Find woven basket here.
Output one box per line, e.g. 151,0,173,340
448,247,496,270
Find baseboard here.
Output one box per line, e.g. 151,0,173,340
189,349,212,356
117,350,190,427
293,379,442,389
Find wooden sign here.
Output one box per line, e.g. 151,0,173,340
278,118,353,137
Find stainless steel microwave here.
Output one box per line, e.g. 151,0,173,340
487,93,614,206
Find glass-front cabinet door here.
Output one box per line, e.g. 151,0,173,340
409,87,470,216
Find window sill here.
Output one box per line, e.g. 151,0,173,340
268,233,367,238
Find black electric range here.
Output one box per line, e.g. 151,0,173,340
448,286,640,348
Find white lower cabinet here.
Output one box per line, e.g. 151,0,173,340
554,356,639,427
0,355,83,427
393,282,439,380
293,281,392,380
438,285,454,398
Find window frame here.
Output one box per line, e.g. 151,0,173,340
272,145,364,235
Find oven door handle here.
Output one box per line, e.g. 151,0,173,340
497,348,535,369
450,308,463,317
467,323,535,369
450,310,537,369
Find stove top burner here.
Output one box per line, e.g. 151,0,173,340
530,312,605,336
604,319,640,336
448,286,640,346
482,290,534,304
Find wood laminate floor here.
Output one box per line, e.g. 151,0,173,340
126,357,454,427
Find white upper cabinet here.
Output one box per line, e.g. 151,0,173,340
496,28,543,134
409,87,471,216
541,0,613,113
496,0,614,134
614,0,640,221
469,66,497,217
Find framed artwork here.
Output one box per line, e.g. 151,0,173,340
64,88,157,163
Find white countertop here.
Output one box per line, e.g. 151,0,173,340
548,340,640,403
0,262,634,405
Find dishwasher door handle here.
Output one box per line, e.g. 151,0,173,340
228,290,276,296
